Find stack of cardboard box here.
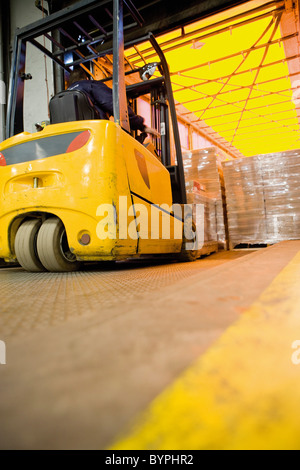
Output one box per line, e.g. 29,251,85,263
222,149,300,248
183,147,229,251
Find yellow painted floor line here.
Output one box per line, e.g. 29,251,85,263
110,251,300,450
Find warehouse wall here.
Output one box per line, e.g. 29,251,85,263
10,0,55,133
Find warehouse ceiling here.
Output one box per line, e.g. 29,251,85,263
121,0,300,158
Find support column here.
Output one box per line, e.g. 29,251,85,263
113,0,130,132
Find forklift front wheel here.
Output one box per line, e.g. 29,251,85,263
14,219,46,272
37,217,80,272
178,220,199,262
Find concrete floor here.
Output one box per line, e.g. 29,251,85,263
0,241,299,449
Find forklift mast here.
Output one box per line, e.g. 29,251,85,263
6,0,187,203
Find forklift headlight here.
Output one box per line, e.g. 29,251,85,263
139,63,159,81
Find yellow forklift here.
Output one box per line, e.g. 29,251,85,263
0,0,201,272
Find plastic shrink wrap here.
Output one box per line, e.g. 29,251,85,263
183,147,229,250
222,149,300,248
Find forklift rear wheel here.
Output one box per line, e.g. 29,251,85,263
37,217,80,272
15,219,45,272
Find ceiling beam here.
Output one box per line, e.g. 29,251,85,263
169,33,297,81
172,53,300,94
125,1,285,63
177,88,294,117
176,71,299,107
190,98,295,123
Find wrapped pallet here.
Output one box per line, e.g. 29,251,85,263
222,149,300,248
186,192,218,254
183,147,229,250
222,157,267,247
262,151,300,242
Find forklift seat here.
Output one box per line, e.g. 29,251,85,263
49,89,99,124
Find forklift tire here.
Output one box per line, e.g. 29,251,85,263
37,217,80,272
178,220,199,262
15,219,46,272
178,249,199,262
